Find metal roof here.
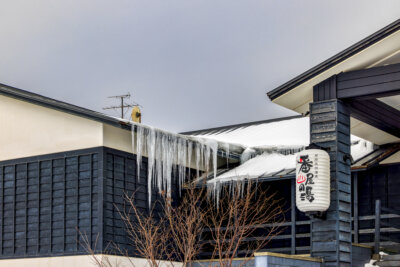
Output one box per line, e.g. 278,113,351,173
267,19,400,101
352,143,400,171
181,115,303,136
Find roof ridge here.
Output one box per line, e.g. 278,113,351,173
0,82,131,130
180,115,304,135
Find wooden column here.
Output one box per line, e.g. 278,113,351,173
309,99,352,266
353,172,359,244
291,179,296,255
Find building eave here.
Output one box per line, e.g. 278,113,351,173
267,18,400,101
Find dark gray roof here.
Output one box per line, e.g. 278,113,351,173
0,83,131,130
352,143,400,171
180,115,303,135
267,19,400,101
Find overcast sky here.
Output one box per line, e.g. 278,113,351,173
1,1,400,132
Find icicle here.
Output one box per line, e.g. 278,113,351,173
131,122,233,207
136,125,145,180
156,131,163,192
204,145,210,176
146,127,156,207
224,143,230,167
131,124,136,156
212,143,218,180
200,144,204,178
187,141,192,180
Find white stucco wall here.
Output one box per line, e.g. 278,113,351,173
103,123,133,154
0,95,103,161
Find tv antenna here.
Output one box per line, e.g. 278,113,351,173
103,93,141,120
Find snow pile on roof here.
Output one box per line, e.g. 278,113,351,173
213,152,296,182
193,117,309,150
189,116,376,184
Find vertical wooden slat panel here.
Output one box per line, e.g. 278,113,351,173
63,157,66,252
89,154,92,247
25,163,28,255
37,161,40,255
13,165,16,255
0,148,101,258
0,166,3,255
50,160,53,253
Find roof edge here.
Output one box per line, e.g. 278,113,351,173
267,18,400,101
180,114,303,135
0,83,131,130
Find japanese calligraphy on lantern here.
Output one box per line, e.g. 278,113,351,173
296,149,330,213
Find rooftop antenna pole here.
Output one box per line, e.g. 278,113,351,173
103,93,138,119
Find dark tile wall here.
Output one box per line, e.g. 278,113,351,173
0,146,178,259
0,148,101,259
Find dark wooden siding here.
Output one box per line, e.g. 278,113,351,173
313,75,337,102
0,147,181,259
0,148,101,259
102,148,179,256
356,164,400,244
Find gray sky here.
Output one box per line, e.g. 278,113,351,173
1,1,400,132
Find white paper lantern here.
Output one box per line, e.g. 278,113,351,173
296,149,330,213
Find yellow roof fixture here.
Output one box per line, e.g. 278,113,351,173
131,106,142,123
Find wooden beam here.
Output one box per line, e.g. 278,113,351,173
346,99,400,138
314,63,400,101
337,63,400,100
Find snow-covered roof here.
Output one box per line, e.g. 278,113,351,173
213,152,296,182
186,116,376,184
207,137,374,183
188,116,309,150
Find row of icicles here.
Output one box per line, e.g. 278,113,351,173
131,123,223,206
131,123,307,206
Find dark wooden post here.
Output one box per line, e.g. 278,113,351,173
309,99,352,266
291,179,296,255
375,199,381,254
353,172,359,244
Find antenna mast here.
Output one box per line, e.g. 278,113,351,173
103,93,138,119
